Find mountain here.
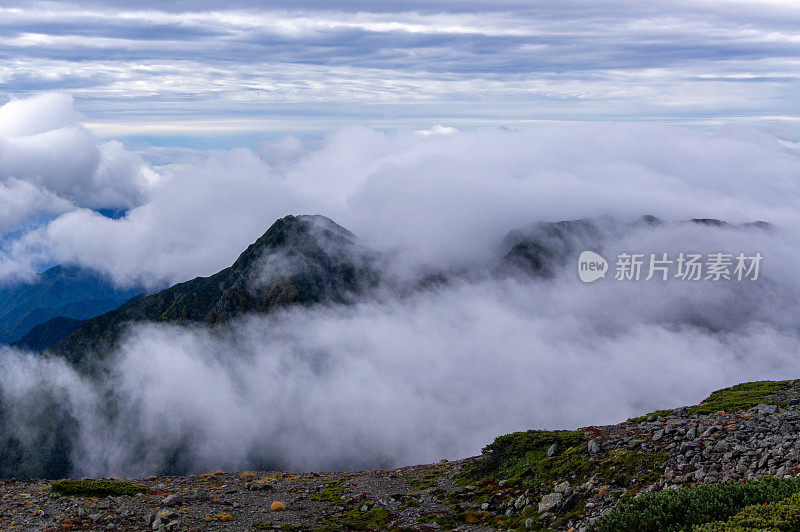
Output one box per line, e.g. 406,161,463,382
498,216,771,278
0,265,141,345
48,215,379,366
11,317,84,352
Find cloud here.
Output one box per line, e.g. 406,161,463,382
0,94,156,245
1,2,800,132
1,94,800,476
2,94,800,288
2,218,800,476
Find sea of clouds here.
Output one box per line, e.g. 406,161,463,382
0,94,799,476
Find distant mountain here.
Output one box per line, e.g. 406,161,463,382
48,215,379,366
0,265,141,345
498,216,771,278
11,317,84,353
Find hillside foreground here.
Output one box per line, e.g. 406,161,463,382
4,380,800,531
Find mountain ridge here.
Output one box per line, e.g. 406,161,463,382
47,214,379,366
0,265,141,345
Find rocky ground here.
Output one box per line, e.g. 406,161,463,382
2,379,800,531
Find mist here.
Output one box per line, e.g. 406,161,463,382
2,217,800,477
1,95,800,477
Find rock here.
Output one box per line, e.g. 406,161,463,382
757,404,778,415
554,481,571,493
161,493,182,506
547,443,559,457
190,488,209,501
588,440,601,454
538,493,564,513
525,517,535,528
152,510,180,532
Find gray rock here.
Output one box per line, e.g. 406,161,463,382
538,492,563,513
152,510,180,532
547,443,559,457
191,488,209,501
161,493,182,506
554,481,571,493
757,404,778,415
588,439,601,454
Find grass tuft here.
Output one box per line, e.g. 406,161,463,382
50,479,146,497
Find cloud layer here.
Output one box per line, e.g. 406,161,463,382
1,1,799,134
3,219,800,476
1,94,800,476
2,94,800,288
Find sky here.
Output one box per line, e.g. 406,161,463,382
1,0,799,144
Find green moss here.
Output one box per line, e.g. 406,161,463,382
311,479,345,502
628,409,680,424
689,381,790,415
462,429,665,496
318,506,390,530
418,513,459,529
629,381,792,423
50,479,146,497
591,477,800,532
463,429,587,484
595,448,668,488
409,467,447,489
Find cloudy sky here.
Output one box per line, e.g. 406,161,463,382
1,0,799,142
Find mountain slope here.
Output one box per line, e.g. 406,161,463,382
48,215,378,365
11,317,84,352
0,265,140,345
0,378,798,530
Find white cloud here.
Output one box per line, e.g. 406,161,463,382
1,94,800,476
0,94,155,242
4,218,800,475
2,94,800,288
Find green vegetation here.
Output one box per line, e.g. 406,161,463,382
462,429,665,496
690,381,790,415
694,491,800,531
311,479,345,503
628,409,682,424
409,466,447,489
50,479,146,497
318,506,390,530
418,512,459,529
465,429,586,483
591,477,800,532
630,381,791,422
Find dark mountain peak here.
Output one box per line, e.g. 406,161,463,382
230,215,356,273
501,218,604,278
47,215,378,366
